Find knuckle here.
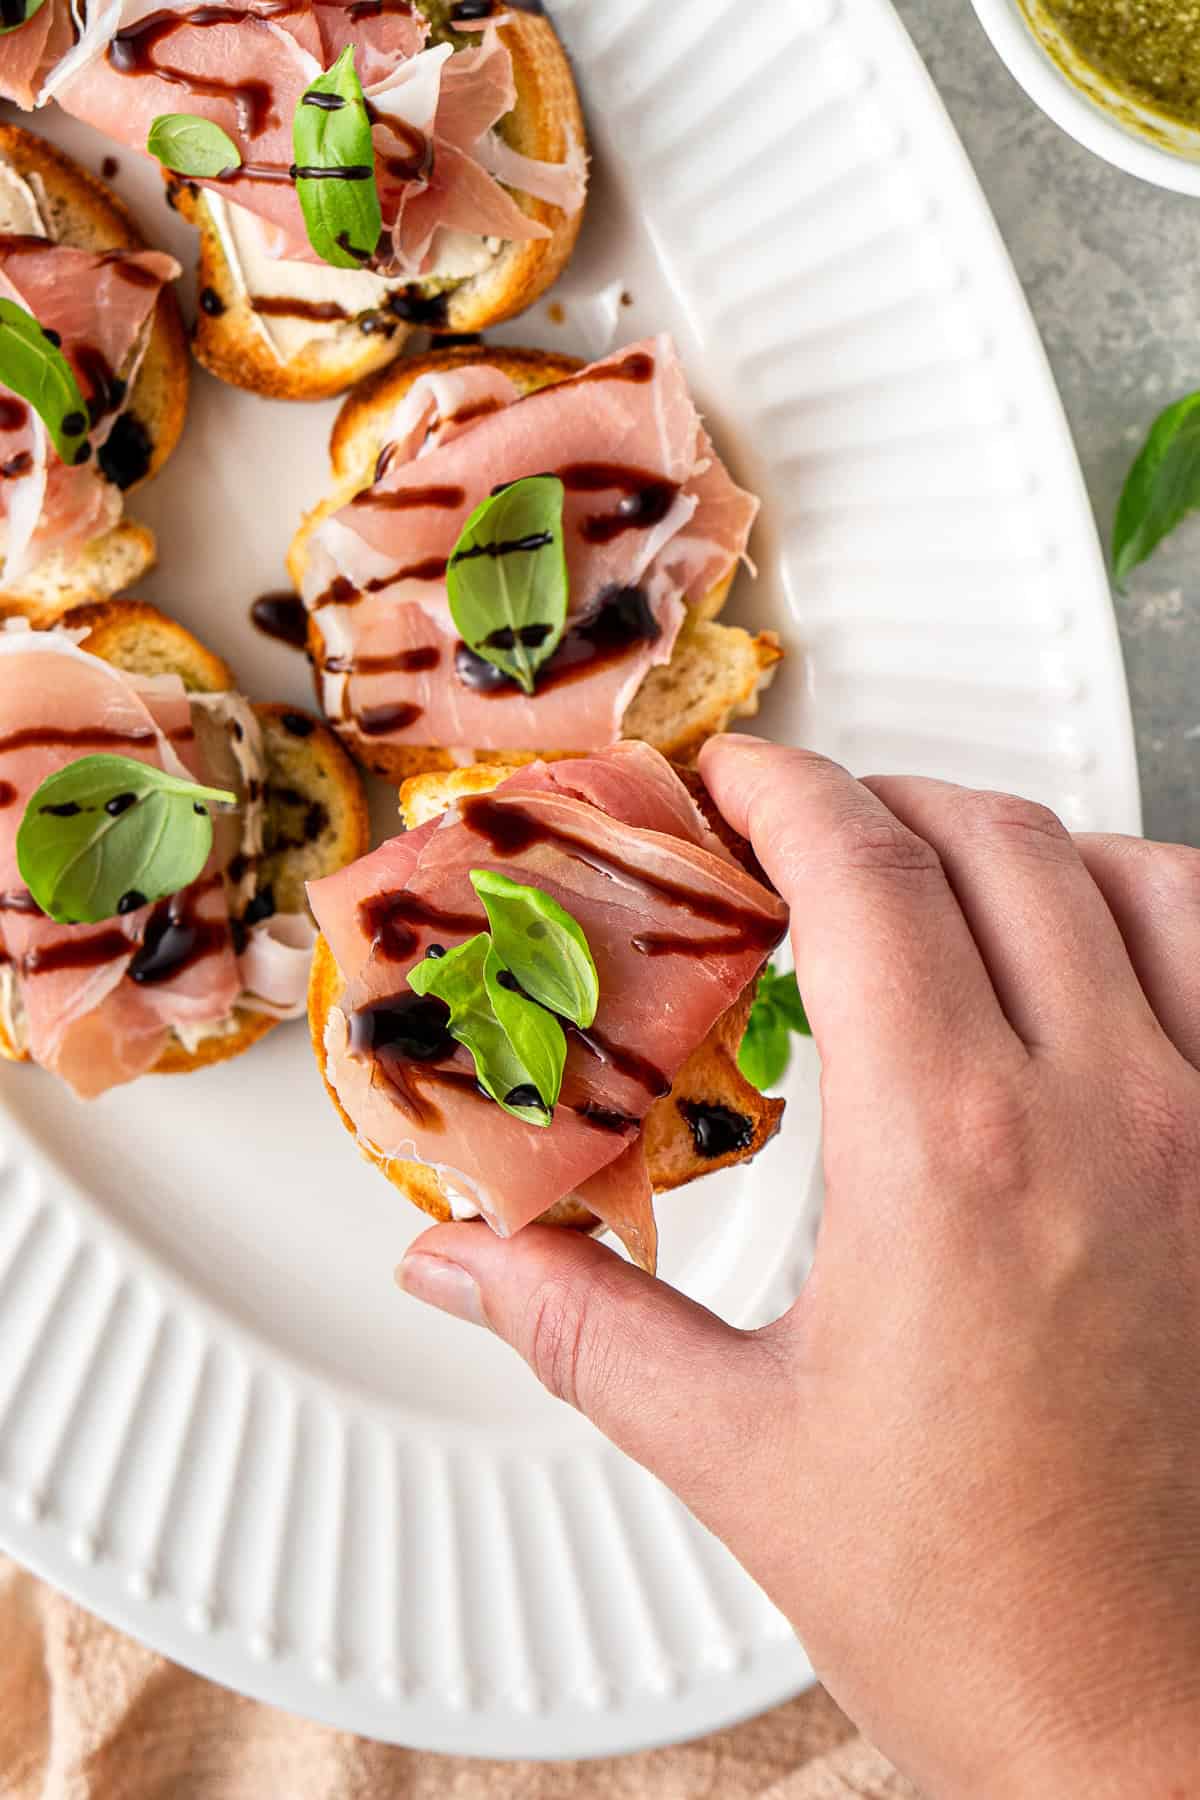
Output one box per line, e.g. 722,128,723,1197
944,1065,1038,1193
835,809,943,881
1117,1058,1200,1190
952,789,1072,858
522,1274,626,1414
1144,841,1200,913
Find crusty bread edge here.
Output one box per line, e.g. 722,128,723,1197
181,9,586,401
0,123,189,622
307,762,785,1238
0,599,370,1079
288,346,783,780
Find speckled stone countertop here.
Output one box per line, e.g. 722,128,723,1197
895,0,1199,845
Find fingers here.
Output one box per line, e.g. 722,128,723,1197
1075,835,1200,1070
699,738,1014,1083
397,1222,789,1518
865,778,1161,1055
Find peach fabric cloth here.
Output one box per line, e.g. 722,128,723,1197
0,1557,918,1799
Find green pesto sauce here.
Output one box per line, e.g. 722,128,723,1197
1037,0,1200,128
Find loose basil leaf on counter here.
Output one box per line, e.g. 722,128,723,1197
147,113,242,179
0,0,47,35
1113,390,1200,587
17,754,237,926
293,45,383,270
0,299,90,466
737,965,811,1093
407,935,563,1127
470,867,598,1027
447,476,569,695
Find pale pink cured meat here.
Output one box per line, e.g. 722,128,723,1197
0,0,76,108
0,640,243,1097
308,744,787,1265
305,338,759,755
49,10,582,274
0,238,179,576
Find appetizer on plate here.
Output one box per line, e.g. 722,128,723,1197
289,337,782,780
0,600,368,1098
0,1,586,400
0,124,187,621
307,742,788,1274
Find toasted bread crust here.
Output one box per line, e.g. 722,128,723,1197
290,346,782,781
183,10,586,400
308,762,785,1239
0,124,189,623
0,601,370,1079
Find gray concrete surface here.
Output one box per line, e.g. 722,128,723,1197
895,0,1200,844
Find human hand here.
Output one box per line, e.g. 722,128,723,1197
398,739,1200,1796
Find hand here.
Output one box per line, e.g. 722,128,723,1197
397,740,1200,1796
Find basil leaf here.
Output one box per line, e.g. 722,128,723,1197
447,477,569,695
407,935,560,1126
148,113,242,179
0,0,47,35
16,753,236,926
469,868,598,1027
484,943,566,1115
1113,391,1200,586
737,964,811,1091
737,1004,790,1092
0,298,90,466
761,968,810,1036
293,46,383,270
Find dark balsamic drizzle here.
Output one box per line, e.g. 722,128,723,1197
0,781,15,808
352,483,465,512
98,413,153,489
324,644,439,676
0,396,27,431
280,711,315,737
198,286,225,316
251,295,349,323
678,1100,754,1159
358,889,483,963
250,591,308,648
108,7,280,137
454,585,660,697
349,991,453,1061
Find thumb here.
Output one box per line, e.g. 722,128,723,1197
397,1221,789,1513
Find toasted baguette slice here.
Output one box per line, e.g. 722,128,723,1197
0,126,189,625
288,346,783,782
176,8,585,401
0,599,369,1077
309,762,784,1242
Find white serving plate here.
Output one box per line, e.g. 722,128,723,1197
0,0,1139,1760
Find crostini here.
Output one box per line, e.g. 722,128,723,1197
0,599,368,1098
288,337,783,781
0,2,587,400
307,743,788,1274
0,124,188,622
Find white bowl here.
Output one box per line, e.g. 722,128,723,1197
969,0,1200,195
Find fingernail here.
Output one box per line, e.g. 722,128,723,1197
396,1253,488,1328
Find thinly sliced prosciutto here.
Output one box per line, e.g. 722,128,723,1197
308,743,787,1268
0,235,179,579
33,5,583,275
0,629,311,1097
303,336,760,757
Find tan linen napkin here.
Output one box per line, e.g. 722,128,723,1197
0,1556,916,1799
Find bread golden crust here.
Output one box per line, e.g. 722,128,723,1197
0,600,370,1079
289,346,783,782
183,9,586,400
308,762,785,1239
0,125,188,624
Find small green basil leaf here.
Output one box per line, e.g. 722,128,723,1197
147,112,242,178
0,0,47,35
447,476,568,695
737,1003,790,1093
293,45,383,270
761,968,810,1036
469,867,598,1027
0,298,90,466
484,944,566,1114
407,934,557,1126
1113,390,1200,587
16,753,236,926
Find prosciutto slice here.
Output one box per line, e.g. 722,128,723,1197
304,336,760,756
0,632,244,1098
0,236,179,579
45,7,583,275
308,743,787,1268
